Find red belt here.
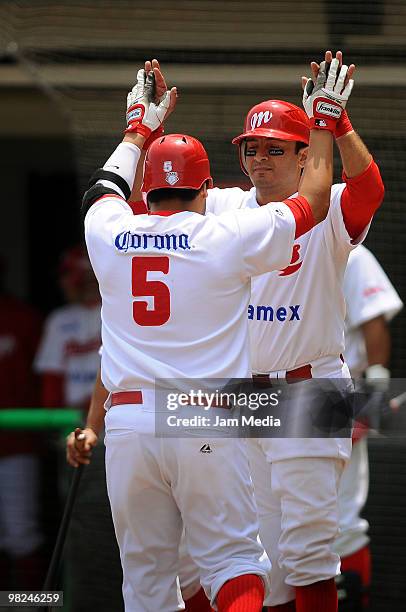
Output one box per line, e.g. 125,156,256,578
110,390,230,409
252,364,312,387
111,391,143,406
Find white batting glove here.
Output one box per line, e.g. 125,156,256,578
125,69,171,138
303,58,354,132
365,364,391,393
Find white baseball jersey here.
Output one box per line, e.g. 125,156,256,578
334,246,403,558
206,186,366,602
85,195,296,393
34,304,101,406
207,185,368,373
343,244,403,377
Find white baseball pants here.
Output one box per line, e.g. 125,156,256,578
248,439,345,606
104,416,271,612
333,436,370,557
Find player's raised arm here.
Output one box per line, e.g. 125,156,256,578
128,60,178,203
82,68,174,217
296,56,354,227
303,50,384,240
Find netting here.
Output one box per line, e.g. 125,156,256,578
1,1,406,610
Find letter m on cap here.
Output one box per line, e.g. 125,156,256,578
251,111,272,129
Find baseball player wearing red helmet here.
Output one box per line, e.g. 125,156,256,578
80,64,338,611
138,52,383,611
202,51,385,612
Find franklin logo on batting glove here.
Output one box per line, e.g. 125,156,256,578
316,101,342,118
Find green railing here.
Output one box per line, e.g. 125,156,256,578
0,409,82,433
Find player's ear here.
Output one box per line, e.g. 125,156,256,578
200,182,209,198
298,145,308,170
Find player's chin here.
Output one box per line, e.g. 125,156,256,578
250,173,274,189
249,168,273,181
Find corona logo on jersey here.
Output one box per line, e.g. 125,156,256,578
115,231,191,252
232,100,310,175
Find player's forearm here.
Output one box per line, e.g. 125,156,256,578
362,316,391,368
298,129,333,224
340,160,384,239
85,367,109,435
129,148,147,202
123,133,146,151
335,130,372,178
99,133,145,200
83,138,144,213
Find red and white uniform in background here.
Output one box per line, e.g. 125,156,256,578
334,245,403,559
205,158,384,606
34,303,101,408
0,295,43,570
84,139,315,611
343,245,403,379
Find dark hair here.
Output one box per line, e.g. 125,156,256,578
295,142,308,153
147,187,200,206
147,180,209,206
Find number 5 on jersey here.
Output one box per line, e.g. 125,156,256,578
132,256,171,326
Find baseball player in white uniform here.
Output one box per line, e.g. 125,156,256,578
197,52,384,612
334,244,403,610
35,245,101,410
80,64,336,611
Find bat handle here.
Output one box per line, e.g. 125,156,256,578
43,464,84,609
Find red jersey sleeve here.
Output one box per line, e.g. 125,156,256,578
283,196,315,238
340,160,385,240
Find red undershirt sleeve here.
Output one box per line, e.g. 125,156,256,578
128,200,148,215
340,160,385,240
283,196,315,238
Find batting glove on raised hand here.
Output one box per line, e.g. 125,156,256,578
125,69,170,138
303,58,354,132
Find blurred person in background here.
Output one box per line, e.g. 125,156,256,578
34,244,101,411
0,256,44,589
34,245,104,607
334,244,403,611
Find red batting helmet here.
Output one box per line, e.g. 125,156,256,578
142,134,213,197
232,100,310,175
59,245,93,288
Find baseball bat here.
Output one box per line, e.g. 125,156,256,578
43,463,84,602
